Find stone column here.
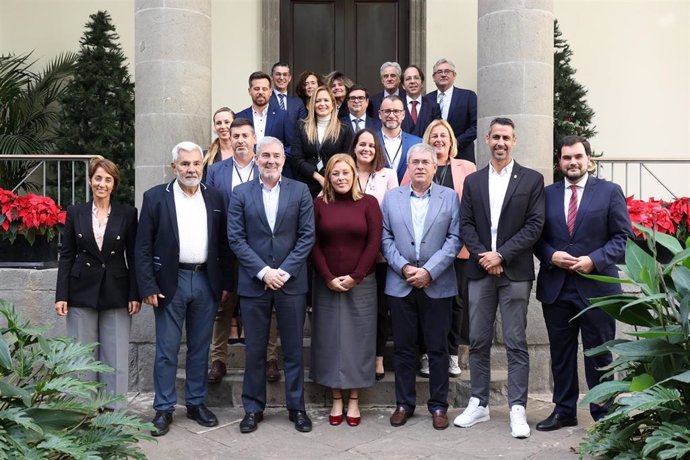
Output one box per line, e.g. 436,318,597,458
134,0,212,207
477,0,554,184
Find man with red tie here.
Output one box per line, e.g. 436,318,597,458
534,135,632,430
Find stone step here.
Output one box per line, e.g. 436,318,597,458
176,368,509,409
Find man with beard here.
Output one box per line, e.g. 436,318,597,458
228,136,315,434
401,65,441,138
377,95,422,183
534,135,631,430
454,118,544,439
136,142,233,436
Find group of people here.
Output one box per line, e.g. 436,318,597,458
54,58,632,441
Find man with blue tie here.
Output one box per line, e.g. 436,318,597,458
534,135,631,431
425,58,477,163
339,84,381,133
228,136,315,434
382,143,462,430
401,65,441,138
269,62,307,132
370,61,406,115
377,95,422,183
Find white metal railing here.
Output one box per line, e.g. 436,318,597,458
594,158,689,200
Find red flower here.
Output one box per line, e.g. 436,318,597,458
0,188,65,244
627,196,689,242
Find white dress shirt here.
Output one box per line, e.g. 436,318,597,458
232,160,255,190
273,89,288,110
349,113,367,132
252,106,268,142
563,173,588,223
256,178,291,282
437,85,454,121
173,180,208,263
383,132,403,173
91,202,111,251
488,159,514,252
406,95,423,115
410,184,432,261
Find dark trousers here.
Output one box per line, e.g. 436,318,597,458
153,270,217,411
542,276,615,420
375,262,390,356
240,290,307,413
388,289,452,413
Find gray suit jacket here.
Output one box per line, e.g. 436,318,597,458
227,176,315,297
381,184,462,299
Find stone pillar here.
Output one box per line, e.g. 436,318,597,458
134,0,212,207
477,0,554,184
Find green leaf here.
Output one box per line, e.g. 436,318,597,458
0,407,42,434
584,339,628,357
610,339,684,358
580,380,630,406
24,408,85,431
629,373,655,391
0,334,11,369
625,238,658,285
662,370,690,384
625,329,685,339
671,266,690,297
642,422,690,460
653,231,685,255
581,272,634,284
578,297,657,327
0,379,32,403
663,247,690,274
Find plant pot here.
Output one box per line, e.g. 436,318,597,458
0,235,59,269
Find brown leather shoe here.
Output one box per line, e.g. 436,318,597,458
207,360,226,383
389,406,413,427
266,359,281,382
432,409,449,430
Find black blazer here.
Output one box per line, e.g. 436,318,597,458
55,202,139,309
339,114,382,133
291,119,354,197
460,161,545,281
135,181,233,307
401,97,442,137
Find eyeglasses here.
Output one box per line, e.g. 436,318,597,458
433,69,455,76
380,109,404,116
348,96,367,101
409,159,434,166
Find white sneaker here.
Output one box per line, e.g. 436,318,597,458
510,405,531,438
453,397,490,427
449,355,462,377
419,354,430,377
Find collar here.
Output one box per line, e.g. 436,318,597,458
406,95,422,104
252,105,268,117
565,172,589,189
489,159,515,177
409,183,433,198
273,90,287,98
350,113,366,121
260,176,282,191
91,201,111,216
173,179,202,198
382,131,402,141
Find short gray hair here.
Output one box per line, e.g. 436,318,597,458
171,141,204,162
432,58,456,73
256,136,285,156
407,143,437,165
379,61,401,77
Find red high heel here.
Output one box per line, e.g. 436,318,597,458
346,397,360,426
329,396,343,426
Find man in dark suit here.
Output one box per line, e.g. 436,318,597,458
401,65,441,138
269,62,307,132
228,136,315,434
454,118,544,439
339,84,382,133
534,136,632,430
369,61,406,116
382,143,462,430
377,95,423,183
425,58,477,163
235,71,293,165
136,142,233,436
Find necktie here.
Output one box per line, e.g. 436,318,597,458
411,100,418,125
567,185,578,235
354,118,362,131
278,93,286,111
438,92,446,116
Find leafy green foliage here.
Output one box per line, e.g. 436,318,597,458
579,228,690,459
55,11,135,205
0,300,152,459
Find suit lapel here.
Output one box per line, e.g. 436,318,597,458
165,181,180,247
396,134,409,180
201,184,215,241
420,186,444,241
250,180,272,232
552,181,569,235
500,162,522,214
572,175,597,236
224,159,234,202
478,168,492,229
77,203,101,257
399,187,415,239
273,179,290,232
100,205,123,259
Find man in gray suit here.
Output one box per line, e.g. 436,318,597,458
381,143,462,430
228,136,315,434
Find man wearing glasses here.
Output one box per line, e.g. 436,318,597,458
370,61,406,116
425,58,477,163
340,84,381,133
376,95,422,183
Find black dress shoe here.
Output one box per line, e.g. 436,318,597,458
536,412,578,431
288,410,312,432
151,410,173,437
375,371,385,381
186,404,218,427
239,412,263,433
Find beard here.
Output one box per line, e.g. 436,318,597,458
177,174,201,189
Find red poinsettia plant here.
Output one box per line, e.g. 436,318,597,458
627,196,689,246
0,188,66,245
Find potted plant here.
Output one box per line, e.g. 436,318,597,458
0,187,66,268
577,225,690,459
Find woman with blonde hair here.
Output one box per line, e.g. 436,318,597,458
292,86,353,197
203,107,235,176
310,154,382,427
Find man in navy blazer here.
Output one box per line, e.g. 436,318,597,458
455,118,544,439
369,61,406,116
425,58,477,163
382,143,462,430
235,71,293,174
534,136,632,430
228,136,315,434
269,62,307,131
377,95,423,183
339,84,382,133
401,65,441,138
136,142,233,436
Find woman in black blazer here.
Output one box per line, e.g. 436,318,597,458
55,157,140,411
292,85,354,197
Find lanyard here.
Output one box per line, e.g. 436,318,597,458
234,160,255,184
383,142,402,169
